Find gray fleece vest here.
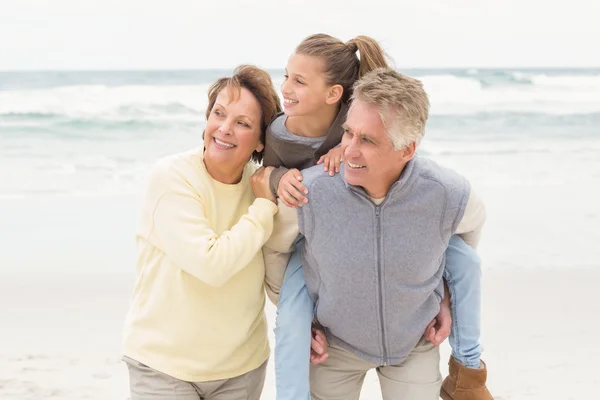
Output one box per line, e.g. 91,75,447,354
297,156,470,366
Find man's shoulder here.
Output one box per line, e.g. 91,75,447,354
301,164,344,191
296,166,345,234
415,156,469,189
413,156,471,209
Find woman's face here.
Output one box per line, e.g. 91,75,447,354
204,87,264,176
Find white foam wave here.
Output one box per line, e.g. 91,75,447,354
2,74,600,118
530,74,600,88
419,74,600,115
0,84,211,119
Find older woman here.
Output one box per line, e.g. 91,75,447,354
122,65,282,400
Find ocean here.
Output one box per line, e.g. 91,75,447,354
0,68,598,399
1,68,599,198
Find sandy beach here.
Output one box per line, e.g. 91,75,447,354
1,262,597,399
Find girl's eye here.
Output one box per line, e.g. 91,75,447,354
296,79,304,85
283,75,289,80
214,109,224,117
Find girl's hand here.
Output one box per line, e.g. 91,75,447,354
317,146,344,176
277,168,308,208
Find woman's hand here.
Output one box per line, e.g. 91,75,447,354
250,166,276,204
277,168,308,208
317,146,344,176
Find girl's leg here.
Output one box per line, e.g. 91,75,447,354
274,237,314,400
443,235,482,368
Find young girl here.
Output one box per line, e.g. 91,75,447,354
263,34,492,400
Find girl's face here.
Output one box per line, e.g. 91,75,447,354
280,53,333,117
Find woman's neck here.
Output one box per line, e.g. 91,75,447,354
286,103,340,138
203,155,245,185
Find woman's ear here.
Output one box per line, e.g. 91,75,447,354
255,142,265,153
325,84,344,105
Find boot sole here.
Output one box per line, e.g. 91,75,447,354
440,387,453,400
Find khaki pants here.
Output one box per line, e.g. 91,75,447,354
310,339,442,400
123,356,267,400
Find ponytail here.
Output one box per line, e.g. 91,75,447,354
296,33,391,103
346,36,389,79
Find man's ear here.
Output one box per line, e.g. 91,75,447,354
400,141,417,161
325,84,344,105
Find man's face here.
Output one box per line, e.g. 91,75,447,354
341,100,413,198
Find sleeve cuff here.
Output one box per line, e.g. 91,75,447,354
254,197,279,216
269,167,289,196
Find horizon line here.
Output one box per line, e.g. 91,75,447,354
2,66,600,73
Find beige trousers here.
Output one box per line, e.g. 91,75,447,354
310,339,442,400
123,356,267,400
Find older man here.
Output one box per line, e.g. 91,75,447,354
263,68,491,400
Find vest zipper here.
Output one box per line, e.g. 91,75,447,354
375,206,388,365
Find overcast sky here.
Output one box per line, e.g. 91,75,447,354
1,0,598,70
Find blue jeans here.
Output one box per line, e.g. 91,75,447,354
274,237,312,400
274,235,482,400
444,235,483,368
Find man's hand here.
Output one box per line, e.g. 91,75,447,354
317,146,344,176
277,168,308,208
424,283,452,346
310,327,329,364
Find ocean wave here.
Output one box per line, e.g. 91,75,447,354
53,117,201,132
420,139,600,157
0,84,211,118
530,74,600,89
1,111,597,141
418,74,600,115
0,119,203,139
0,112,62,120
429,112,600,131
0,103,202,120
1,73,600,119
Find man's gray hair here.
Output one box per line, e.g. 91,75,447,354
351,68,429,150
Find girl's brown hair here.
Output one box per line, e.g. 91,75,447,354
296,34,390,103
205,65,282,163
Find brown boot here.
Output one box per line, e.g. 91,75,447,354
440,356,493,400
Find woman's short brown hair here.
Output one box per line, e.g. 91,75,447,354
205,65,282,163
